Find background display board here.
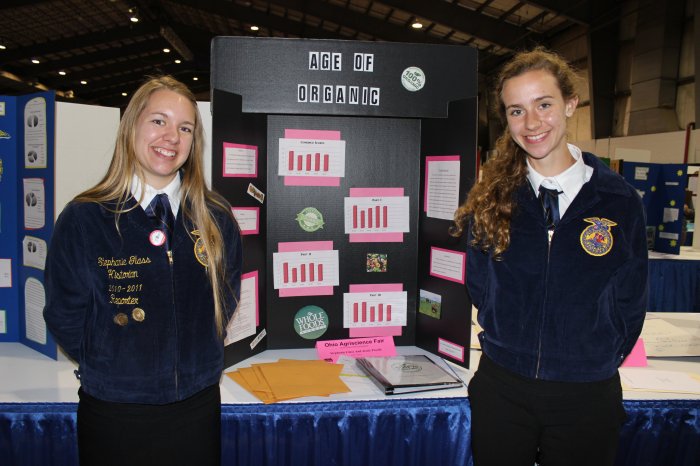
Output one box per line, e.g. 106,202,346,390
0,92,56,358
623,162,687,254
211,37,478,368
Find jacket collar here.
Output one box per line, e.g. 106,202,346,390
518,152,631,223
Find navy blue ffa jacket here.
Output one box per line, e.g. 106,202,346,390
44,198,242,404
467,152,648,382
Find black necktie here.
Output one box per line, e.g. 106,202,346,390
147,193,174,247
538,185,561,229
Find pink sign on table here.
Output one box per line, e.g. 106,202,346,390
316,336,397,363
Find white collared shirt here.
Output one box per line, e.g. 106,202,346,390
131,174,182,218
526,143,593,219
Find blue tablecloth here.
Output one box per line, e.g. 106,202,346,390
648,259,700,312
1,398,698,466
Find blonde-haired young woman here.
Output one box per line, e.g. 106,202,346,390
454,48,647,466
44,75,242,466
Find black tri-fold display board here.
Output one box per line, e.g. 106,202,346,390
210,37,477,368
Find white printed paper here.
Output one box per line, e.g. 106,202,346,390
231,208,259,235
24,97,48,168
223,143,257,176
272,249,339,289
22,236,47,270
634,166,649,181
344,196,410,234
0,259,11,287
23,178,45,229
278,138,346,177
662,207,679,223
426,159,460,220
24,277,46,344
224,272,257,345
620,368,700,394
429,247,466,284
641,317,700,357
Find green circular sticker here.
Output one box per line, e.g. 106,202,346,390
293,305,329,340
295,207,325,232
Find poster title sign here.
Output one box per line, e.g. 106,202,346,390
297,51,380,106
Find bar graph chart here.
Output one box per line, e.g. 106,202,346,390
344,196,410,234
278,138,346,177
343,291,407,327
273,249,339,289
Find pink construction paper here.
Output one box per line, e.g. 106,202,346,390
424,155,460,212
315,336,397,363
278,241,334,297
240,271,260,327
222,142,258,178
283,129,341,186
621,338,648,367
429,246,466,284
348,283,403,337
348,187,405,243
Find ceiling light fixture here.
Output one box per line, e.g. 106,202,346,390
411,21,423,29
0,44,6,50
163,48,170,53
128,7,139,23
174,59,181,64
31,58,40,64
160,26,194,62
192,77,199,81
80,80,87,85
121,92,128,96
250,25,259,31
58,71,66,76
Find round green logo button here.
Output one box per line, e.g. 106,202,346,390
295,207,325,232
293,305,329,340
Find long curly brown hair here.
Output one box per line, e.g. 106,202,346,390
451,47,579,257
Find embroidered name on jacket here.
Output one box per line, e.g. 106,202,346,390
580,217,617,256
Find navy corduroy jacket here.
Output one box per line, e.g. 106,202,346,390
44,198,242,404
467,152,648,382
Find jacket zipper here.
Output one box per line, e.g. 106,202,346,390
168,248,178,397
535,228,554,378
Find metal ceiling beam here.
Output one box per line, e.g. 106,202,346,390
0,1,47,9
0,23,157,63
523,0,592,25
264,0,444,43
42,54,181,91
168,0,351,40
13,38,171,76
377,0,543,49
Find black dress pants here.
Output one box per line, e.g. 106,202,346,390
77,384,221,466
468,355,626,466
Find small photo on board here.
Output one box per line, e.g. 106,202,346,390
366,253,387,272
419,289,442,319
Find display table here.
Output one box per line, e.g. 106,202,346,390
649,247,700,312
1,342,699,466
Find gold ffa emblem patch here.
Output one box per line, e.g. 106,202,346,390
191,230,208,267
580,217,617,256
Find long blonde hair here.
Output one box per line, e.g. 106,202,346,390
75,75,235,336
451,47,578,257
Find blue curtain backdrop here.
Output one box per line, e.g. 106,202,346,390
1,399,698,466
648,259,700,312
